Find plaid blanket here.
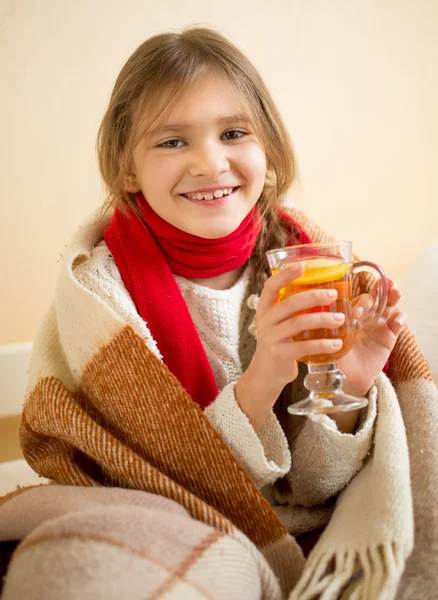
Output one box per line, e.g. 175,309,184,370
0,207,437,599
0,485,280,599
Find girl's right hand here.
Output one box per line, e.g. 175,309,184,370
235,263,345,432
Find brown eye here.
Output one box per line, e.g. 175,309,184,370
157,139,185,148
222,130,247,141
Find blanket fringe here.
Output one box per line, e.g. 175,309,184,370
289,541,405,600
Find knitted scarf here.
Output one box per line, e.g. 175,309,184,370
104,195,311,409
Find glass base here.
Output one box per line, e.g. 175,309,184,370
287,393,368,416
287,362,368,415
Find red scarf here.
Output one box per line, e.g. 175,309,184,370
104,194,311,409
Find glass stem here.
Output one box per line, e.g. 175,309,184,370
304,363,345,400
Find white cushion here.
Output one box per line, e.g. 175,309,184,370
0,343,32,418
400,242,438,385
0,459,49,497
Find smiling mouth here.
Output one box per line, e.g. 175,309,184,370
180,187,239,201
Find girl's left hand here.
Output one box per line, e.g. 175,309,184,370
337,278,407,397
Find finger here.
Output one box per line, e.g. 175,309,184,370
366,276,395,300
386,311,407,336
375,277,401,308
381,305,394,322
386,276,396,289
387,285,402,308
258,263,305,315
380,287,402,322
353,283,402,319
352,293,374,318
261,288,339,328
284,337,344,359
270,311,345,343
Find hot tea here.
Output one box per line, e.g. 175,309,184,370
272,257,355,364
266,241,387,415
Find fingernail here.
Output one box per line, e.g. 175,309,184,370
395,314,406,327
327,289,337,298
283,263,302,274
354,305,365,317
332,339,343,348
333,313,345,321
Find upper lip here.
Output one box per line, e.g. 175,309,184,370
180,185,239,195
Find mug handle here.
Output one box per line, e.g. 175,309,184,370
352,261,388,331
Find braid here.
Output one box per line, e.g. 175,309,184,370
248,202,304,427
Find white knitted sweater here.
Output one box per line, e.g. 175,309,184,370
74,240,377,533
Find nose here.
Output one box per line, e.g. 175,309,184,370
188,141,230,178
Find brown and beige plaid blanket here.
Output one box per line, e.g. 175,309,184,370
0,207,437,599
0,485,281,599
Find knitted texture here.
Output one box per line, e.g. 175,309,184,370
204,383,292,489
0,486,277,599
1,207,435,598
174,268,253,389
76,241,377,505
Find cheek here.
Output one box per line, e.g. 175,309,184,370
241,145,267,187
136,155,182,195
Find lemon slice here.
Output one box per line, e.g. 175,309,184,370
294,258,350,285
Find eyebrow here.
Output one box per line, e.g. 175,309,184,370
147,114,250,137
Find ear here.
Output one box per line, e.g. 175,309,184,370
124,173,141,193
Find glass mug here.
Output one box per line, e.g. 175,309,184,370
266,241,388,415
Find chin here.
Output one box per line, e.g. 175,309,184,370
193,222,240,240
188,211,252,240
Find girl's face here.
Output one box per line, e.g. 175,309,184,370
128,74,267,239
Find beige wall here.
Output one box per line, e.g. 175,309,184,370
1,0,437,344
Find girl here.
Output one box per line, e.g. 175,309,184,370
15,27,426,600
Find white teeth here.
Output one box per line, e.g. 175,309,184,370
185,187,234,200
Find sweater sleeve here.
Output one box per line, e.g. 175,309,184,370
285,381,378,507
204,383,291,489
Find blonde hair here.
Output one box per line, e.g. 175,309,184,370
97,26,298,289
97,26,300,431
